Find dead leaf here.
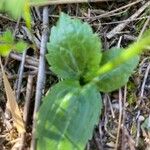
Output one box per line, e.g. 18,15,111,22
0,58,25,134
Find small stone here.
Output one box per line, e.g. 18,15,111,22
139,115,145,122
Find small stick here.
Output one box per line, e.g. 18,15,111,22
22,26,41,49
30,7,49,150
115,89,123,150
103,96,116,139
30,0,114,7
121,85,127,150
100,16,150,25
91,0,142,21
106,94,115,118
20,75,34,150
138,17,150,40
136,114,145,147
9,52,39,67
24,75,34,126
123,126,136,150
8,70,37,80
140,64,150,102
136,63,150,146
115,37,123,150
16,50,27,101
106,1,150,39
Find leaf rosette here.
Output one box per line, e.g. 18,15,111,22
36,12,144,150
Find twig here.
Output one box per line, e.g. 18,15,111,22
138,17,150,40
91,0,142,21
30,0,114,7
22,26,41,49
24,75,34,126
136,63,150,146
106,94,115,118
30,7,49,150
106,1,150,39
136,114,145,147
123,34,137,41
96,16,150,25
115,89,123,150
138,58,149,76
121,85,127,150
140,64,150,102
115,37,123,150
123,126,136,150
98,122,104,150
34,7,42,21
20,75,34,150
8,70,37,80
104,96,116,139
16,50,27,101
12,17,26,101
9,52,39,67
117,36,122,48
24,65,38,70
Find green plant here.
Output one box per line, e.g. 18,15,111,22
36,13,150,150
0,30,27,56
0,0,25,19
0,0,32,29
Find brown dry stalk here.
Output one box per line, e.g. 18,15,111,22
9,53,39,67
30,0,114,7
115,89,123,150
106,1,150,39
0,59,25,134
91,0,142,21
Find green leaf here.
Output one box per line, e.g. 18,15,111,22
0,30,14,44
0,0,31,29
15,40,28,52
0,30,28,56
0,0,5,10
0,30,14,56
46,13,102,80
36,80,102,150
96,48,139,92
0,0,25,19
0,45,12,56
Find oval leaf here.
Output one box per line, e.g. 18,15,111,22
46,13,102,80
97,48,139,92
36,80,102,150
